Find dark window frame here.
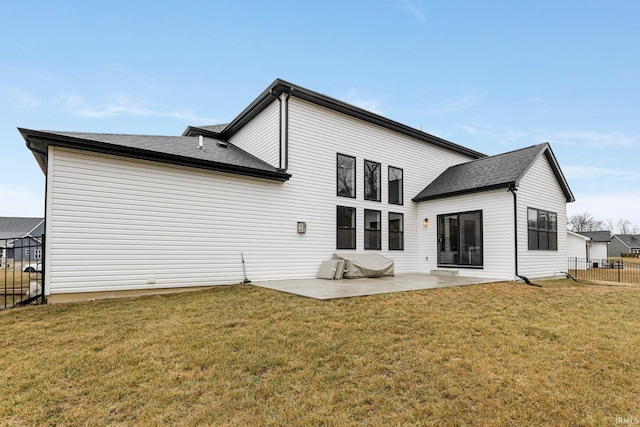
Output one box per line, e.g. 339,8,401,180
437,210,483,268
364,209,381,250
527,207,558,251
364,159,381,202
388,212,404,251
336,205,356,250
337,153,356,198
388,166,403,205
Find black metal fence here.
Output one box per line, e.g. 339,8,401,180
568,257,640,284
1,235,45,309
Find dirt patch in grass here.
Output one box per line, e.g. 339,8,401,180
1,279,639,426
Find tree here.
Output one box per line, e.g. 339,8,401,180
568,212,604,232
617,219,639,234
604,218,616,234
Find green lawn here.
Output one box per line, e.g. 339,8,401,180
1,279,639,426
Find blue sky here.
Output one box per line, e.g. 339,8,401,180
2,0,639,230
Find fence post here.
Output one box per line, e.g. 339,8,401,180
617,260,621,283
41,233,46,305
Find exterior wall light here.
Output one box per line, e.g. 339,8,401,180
423,218,429,227
297,222,307,233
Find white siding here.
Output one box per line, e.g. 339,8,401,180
416,190,515,280
590,242,608,261
286,98,475,274
228,100,280,168
46,98,477,294
517,154,568,278
567,231,589,261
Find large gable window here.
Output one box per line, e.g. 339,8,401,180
388,166,403,205
438,211,483,267
528,208,557,251
337,206,356,249
364,160,381,201
364,209,381,250
337,154,356,198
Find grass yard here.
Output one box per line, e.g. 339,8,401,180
1,279,639,426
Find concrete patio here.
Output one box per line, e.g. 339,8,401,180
251,273,503,300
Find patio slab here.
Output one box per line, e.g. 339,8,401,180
250,273,503,300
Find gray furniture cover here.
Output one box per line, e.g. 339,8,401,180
332,253,394,278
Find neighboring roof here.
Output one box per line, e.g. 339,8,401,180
182,124,228,137
578,231,611,242
183,79,486,159
568,230,591,241
412,143,575,202
19,129,290,182
612,234,640,249
0,217,44,240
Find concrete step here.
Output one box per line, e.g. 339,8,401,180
430,269,459,277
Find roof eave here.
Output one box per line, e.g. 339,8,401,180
19,128,291,182
412,182,514,202
221,79,486,159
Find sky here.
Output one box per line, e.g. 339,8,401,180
1,0,639,230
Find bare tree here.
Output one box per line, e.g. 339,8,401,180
604,218,616,234
617,219,639,234
568,212,604,232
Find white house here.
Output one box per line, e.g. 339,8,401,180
20,79,575,302
567,230,590,268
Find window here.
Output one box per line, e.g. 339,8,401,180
34,248,42,260
364,160,381,201
389,212,404,250
24,248,30,257
388,166,403,205
528,208,557,250
364,209,381,250
337,154,356,198
337,206,356,249
437,211,483,267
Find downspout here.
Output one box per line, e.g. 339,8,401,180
508,184,519,278
283,88,292,171
509,184,540,287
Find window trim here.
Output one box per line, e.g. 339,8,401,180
336,205,356,250
364,159,381,202
388,166,403,205
388,212,404,251
527,207,558,251
336,153,356,198
364,209,381,250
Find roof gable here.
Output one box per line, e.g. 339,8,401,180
187,79,486,160
413,143,574,202
0,217,44,239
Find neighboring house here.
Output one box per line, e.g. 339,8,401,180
567,231,590,263
608,234,640,257
19,79,575,302
578,230,611,261
0,217,44,265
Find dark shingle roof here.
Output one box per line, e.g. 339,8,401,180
613,234,640,248
413,144,565,202
579,231,611,242
19,129,290,182
0,217,44,240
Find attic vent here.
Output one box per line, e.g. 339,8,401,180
198,135,204,149
217,141,228,148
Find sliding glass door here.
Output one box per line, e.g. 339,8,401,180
437,211,483,267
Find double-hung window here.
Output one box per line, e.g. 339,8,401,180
364,160,381,202
337,206,356,249
389,212,404,250
388,166,403,205
337,154,356,198
528,208,557,250
364,209,381,250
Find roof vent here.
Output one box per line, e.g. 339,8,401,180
217,141,228,148
198,135,204,149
